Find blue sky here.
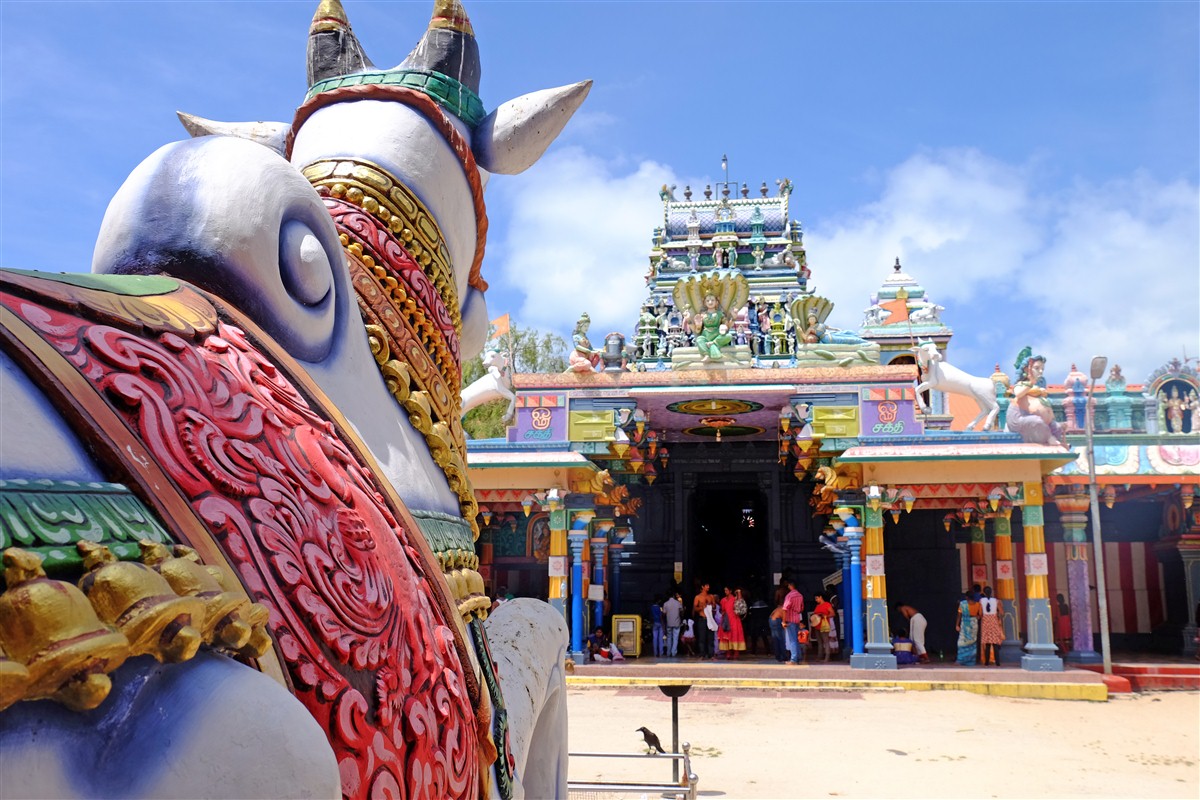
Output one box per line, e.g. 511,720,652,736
2,1,1197,384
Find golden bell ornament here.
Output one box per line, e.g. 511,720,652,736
140,541,253,651
177,546,274,660
77,542,205,664
0,548,129,711
0,638,31,712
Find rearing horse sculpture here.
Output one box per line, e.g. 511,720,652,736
0,2,588,798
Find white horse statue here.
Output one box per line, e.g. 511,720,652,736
913,340,1000,431
0,1,585,798
462,346,516,422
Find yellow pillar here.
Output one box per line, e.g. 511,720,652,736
990,514,1022,662
858,505,896,667
547,508,568,619
1020,480,1062,670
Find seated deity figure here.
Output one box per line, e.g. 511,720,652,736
691,294,734,361
1006,347,1065,446
567,312,602,373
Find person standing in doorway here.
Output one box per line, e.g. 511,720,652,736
718,586,747,659
979,586,1003,666
782,580,805,665
811,592,835,663
897,603,929,663
662,592,683,658
956,591,980,666
693,583,717,660
769,603,787,662
650,597,665,658
1054,593,1072,654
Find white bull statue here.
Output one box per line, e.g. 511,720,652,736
0,1,586,798
913,340,1000,431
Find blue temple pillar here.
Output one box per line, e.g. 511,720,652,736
590,530,609,632
837,548,850,651
568,508,596,665
845,525,865,657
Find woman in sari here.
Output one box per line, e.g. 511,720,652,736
956,592,980,666
718,586,746,659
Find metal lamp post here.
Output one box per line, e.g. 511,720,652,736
1085,355,1113,675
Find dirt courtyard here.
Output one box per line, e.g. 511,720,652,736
566,687,1199,799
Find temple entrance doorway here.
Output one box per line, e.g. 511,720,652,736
688,481,770,598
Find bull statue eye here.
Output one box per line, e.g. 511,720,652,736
279,219,333,307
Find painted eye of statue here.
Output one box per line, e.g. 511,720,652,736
278,219,333,308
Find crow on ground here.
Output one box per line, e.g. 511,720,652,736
636,726,665,754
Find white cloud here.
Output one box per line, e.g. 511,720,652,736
808,150,1199,383
490,148,680,340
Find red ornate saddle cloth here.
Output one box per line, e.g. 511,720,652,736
0,270,486,799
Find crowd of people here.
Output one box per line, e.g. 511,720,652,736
586,578,1088,667
640,579,843,664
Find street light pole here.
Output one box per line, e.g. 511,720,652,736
1085,355,1113,675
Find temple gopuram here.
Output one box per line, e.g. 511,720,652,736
466,175,1200,671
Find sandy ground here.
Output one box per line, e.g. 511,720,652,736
566,687,1200,799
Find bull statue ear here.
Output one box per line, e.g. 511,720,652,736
176,112,291,157
473,80,592,175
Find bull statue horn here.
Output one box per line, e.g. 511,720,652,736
307,0,374,87
400,0,481,95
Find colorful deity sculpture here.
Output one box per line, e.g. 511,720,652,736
692,293,735,361
1159,385,1192,434
636,302,661,359
0,2,588,798
567,312,603,372
668,270,752,369
1104,364,1134,430
1006,346,1066,446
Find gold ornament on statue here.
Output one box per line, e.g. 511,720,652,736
0,640,31,712
139,541,254,651
77,541,205,664
175,546,274,660
0,548,130,711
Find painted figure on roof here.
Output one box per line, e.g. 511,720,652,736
568,312,603,373
693,293,735,361
1007,347,1066,446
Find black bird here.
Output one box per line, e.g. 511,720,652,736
636,726,665,754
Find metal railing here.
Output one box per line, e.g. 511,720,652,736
568,743,698,799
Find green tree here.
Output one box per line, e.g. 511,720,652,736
462,324,568,440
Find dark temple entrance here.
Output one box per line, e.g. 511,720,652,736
690,482,770,597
